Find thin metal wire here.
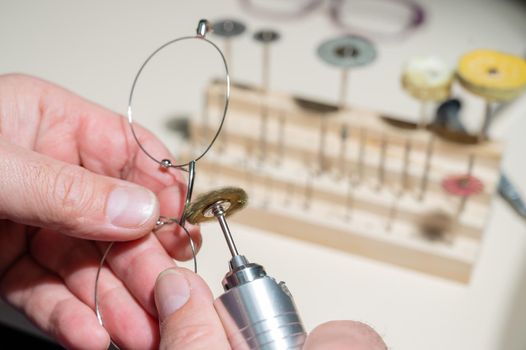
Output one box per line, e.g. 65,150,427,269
154,216,198,273
94,242,114,327
179,160,196,227
127,34,230,169
94,242,120,350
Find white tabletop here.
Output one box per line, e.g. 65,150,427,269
1,1,526,349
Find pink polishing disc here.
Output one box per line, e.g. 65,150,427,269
442,175,484,197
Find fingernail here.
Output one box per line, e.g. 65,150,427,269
155,269,190,321
106,186,157,228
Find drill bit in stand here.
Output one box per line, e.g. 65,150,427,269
212,19,246,76
337,124,349,179
276,111,286,166
442,155,483,220
317,116,329,175
401,56,453,128
479,101,494,141
355,127,367,185
317,36,376,110
376,135,388,191
418,134,435,201
456,154,475,216
254,29,280,163
401,138,412,194
212,19,246,153
457,49,526,140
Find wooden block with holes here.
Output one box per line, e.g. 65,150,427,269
189,80,503,283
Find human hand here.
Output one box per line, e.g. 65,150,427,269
154,267,387,350
0,74,201,349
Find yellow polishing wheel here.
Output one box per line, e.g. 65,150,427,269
401,56,454,101
457,49,526,101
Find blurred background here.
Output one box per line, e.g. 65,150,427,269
1,0,526,349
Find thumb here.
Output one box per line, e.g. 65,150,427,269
304,321,387,350
154,267,230,350
0,138,159,240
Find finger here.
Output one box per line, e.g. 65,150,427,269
30,229,159,350
0,256,110,350
0,74,182,192
156,222,201,261
154,267,230,350
96,233,176,316
303,321,387,350
156,185,202,261
0,138,159,241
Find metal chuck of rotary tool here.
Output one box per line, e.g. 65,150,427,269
185,187,306,350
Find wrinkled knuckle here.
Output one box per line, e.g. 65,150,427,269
51,165,97,224
161,323,216,350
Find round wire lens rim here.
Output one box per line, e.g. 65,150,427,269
238,0,425,40
127,35,230,169
239,0,323,20
329,0,426,40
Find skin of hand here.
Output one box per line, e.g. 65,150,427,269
0,74,201,350
154,267,388,350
